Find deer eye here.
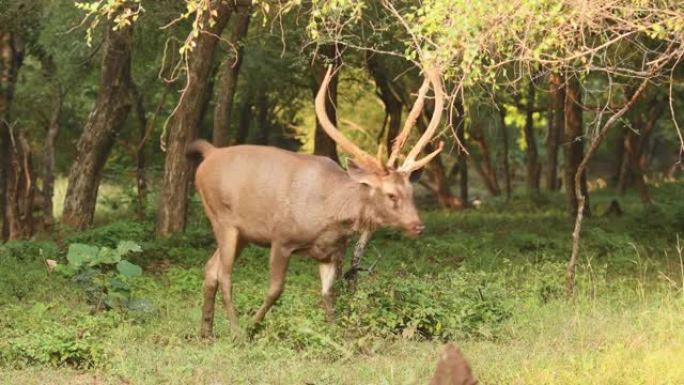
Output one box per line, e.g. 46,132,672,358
387,193,398,202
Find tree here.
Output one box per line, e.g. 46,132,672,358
366,53,402,152
563,75,589,217
61,8,134,229
213,4,251,147
470,123,501,196
617,95,664,205
546,72,564,192
0,30,27,239
523,80,541,194
311,45,340,162
39,54,63,229
156,1,233,236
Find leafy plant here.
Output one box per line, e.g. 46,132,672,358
55,241,147,311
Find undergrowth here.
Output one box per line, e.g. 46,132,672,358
1,183,683,384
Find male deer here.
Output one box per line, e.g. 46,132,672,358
189,65,444,337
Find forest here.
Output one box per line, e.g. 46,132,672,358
1,0,684,384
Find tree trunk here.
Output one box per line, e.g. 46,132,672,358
129,82,148,220
470,126,501,196
498,106,512,200
61,12,134,229
156,2,233,236
42,85,62,230
366,54,402,152
33,51,63,231
234,97,253,144
546,72,564,191
454,101,468,205
524,80,541,194
616,144,631,193
255,92,269,144
311,45,339,162
5,128,35,240
213,5,251,147
563,76,589,217
617,98,663,204
417,112,462,209
1,31,25,240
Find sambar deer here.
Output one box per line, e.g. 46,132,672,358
189,65,445,337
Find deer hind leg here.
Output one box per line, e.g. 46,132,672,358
253,244,291,323
215,226,241,334
201,249,220,338
319,260,337,322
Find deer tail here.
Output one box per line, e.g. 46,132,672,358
186,139,216,159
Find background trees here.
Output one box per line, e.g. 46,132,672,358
1,1,683,271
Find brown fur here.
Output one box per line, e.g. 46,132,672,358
430,344,478,385
190,140,426,336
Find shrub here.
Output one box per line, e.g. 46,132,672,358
0,303,117,369
63,220,149,248
54,241,148,312
337,269,512,341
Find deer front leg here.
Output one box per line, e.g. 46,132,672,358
319,260,337,322
253,244,291,323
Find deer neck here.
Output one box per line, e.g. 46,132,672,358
332,179,380,233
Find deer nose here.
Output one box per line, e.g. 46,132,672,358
409,222,425,235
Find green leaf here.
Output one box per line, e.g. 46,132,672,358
66,243,98,268
117,241,142,256
110,276,130,292
117,260,142,278
92,247,120,265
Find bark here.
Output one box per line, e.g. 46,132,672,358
156,2,233,236
427,153,464,209
5,128,35,239
366,54,403,152
524,80,541,194
470,126,501,196
617,98,663,204
567,77,651,296
61,13,134,229
453,100,468,205
130,82,148,220
35,53,62,230
498,106,512,200
42,85,61,230
311,45,339,162
255,92,269,145
135,84,169,220
546,72,564,191
213,6,251,146
614,129,627,187
234,97,253,144
563,76,589,217
421,139,463,209
1,31,25,240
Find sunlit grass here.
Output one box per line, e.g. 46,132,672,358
52,176,132,221
2,183,683,384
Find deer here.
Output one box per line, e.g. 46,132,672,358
188,64,445,337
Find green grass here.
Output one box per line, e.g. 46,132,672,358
1,183,684,384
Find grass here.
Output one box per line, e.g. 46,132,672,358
1,182,684,384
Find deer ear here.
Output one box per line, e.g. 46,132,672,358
408,168,424,183
347,159,381,187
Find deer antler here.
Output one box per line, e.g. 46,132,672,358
386,77,431,168
396,65,445,173
315,66,387,174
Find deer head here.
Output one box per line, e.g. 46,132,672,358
315,64,445,235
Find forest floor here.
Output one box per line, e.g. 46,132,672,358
1,182,684,384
